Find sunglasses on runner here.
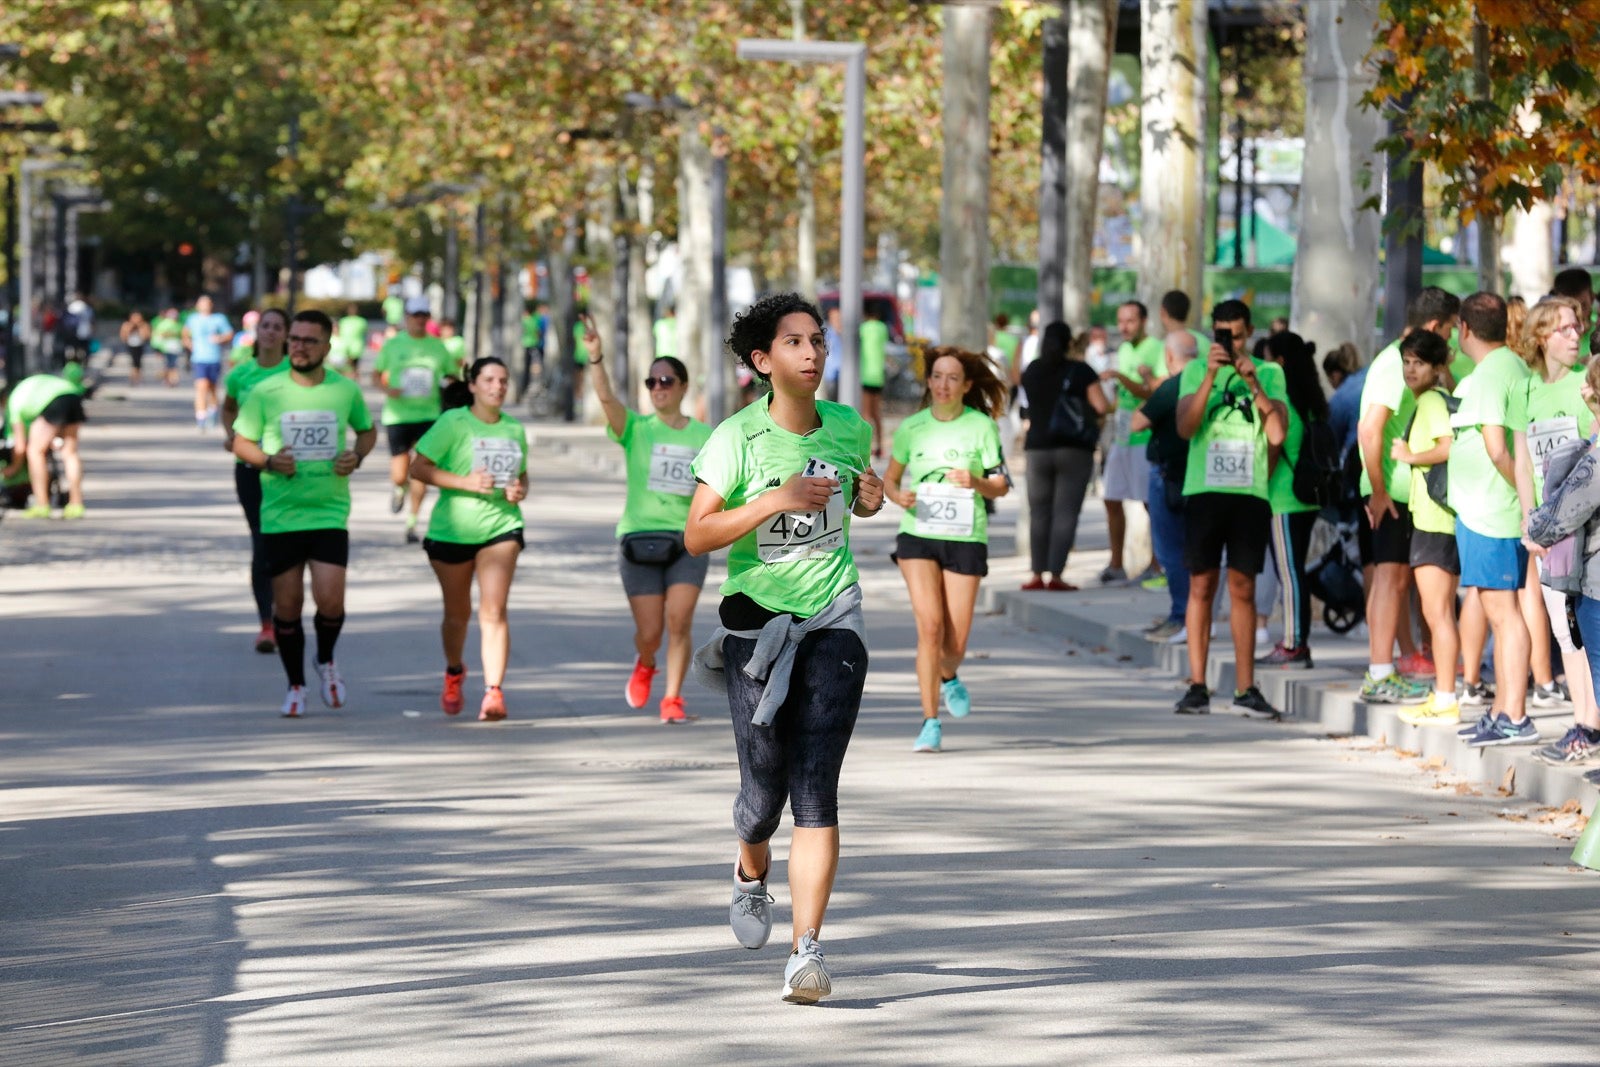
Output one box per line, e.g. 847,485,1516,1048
643,376,679,389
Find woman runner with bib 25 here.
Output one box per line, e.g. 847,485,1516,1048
686,292,884,1005
582,314,713,723
409,357,529,722
883,346,1009,753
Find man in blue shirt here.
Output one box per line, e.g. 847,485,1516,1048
182,294,234,431
1328,362,1367,459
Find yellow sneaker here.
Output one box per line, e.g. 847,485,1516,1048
61,503,85,520
1400,692,1460,726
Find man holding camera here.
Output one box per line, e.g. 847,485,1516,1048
1173,299,1287,718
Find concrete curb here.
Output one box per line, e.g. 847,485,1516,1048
984,585,1596,816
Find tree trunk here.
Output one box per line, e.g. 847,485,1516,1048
677,120,713,417
1290,0,1382,359
1063,0,1117,327
1138,0,1207,315
1037,12,1067,326
939,2,992,351
628,164,654,412
1509,200,1554,303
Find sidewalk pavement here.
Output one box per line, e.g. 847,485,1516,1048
5,381,1600,1065
531,420,1596,815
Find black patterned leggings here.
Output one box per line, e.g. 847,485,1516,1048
723,628,867,842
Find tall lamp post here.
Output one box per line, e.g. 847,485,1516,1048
736,38,866,414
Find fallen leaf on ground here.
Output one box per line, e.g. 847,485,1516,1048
1500,766,1517,795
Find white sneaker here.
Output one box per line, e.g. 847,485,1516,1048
280,685,306,718
316,660,346,709
782,929,832,1004
730,860,774,950
1165,622,1219,646
1254,626,1270,647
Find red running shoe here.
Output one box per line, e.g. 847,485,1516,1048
1021,577,1046,591
626,657,658,709
441,668,466,715
479,686,507,721
1045,577,1079,591
1397,651,1435,679
255,622,277,654
660,695,687,723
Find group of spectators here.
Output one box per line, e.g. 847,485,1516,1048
1006,267,1600,754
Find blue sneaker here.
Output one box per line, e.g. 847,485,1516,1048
913,718,942,753
940,676,971,718
1457,711,1496,738
1465,712,1540,747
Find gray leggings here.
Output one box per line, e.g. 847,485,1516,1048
1025,446,1095,576
723,628,867,842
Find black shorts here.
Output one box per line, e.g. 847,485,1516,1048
386,420,435,456
38,393,87,428
1409,528,1460,576
1182,491,1272,575
262,528,349,576
126,345,147,369
423,528,524,565
861,384,883,396
1359,498,1413,566
890,532,989,577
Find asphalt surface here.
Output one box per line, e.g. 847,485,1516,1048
2,381,1597,1066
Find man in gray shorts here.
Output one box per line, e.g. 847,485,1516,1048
1099,300,1166,584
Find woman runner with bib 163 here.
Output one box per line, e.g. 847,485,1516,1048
686,292,884,1005
408,357,529,722
583,314,713,723
884,346,1010,753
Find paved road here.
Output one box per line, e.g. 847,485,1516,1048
2,383,1597,1066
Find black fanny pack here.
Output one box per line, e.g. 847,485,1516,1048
620,530,685,566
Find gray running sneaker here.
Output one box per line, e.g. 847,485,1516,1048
730,862,774,950
782,929,832,1004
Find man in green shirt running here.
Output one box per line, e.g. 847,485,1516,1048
373,295,457,542
233,310,376,719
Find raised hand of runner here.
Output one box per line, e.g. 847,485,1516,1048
268,448,297,477
855,467,885,513
463,467,497,494
774,472,838,513
581,314,602,363
332,450,362,477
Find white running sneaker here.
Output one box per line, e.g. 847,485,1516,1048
316,660,346,709
782,929,832,1004
280,685,306,718
730,860,774,950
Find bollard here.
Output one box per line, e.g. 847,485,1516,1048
1571,812,1600,871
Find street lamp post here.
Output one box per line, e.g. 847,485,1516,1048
736,38,867,414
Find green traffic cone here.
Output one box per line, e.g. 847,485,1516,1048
1571,810,1600,870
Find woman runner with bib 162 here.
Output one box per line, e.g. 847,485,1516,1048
582,314,713,723
686,292,884,1005
408,357,529,722
884,346,1010,753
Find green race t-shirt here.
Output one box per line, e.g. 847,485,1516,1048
859,319,888,389
1268,402,1319,516
1447,330,1475,388
150,316,183,354
993,330,1019,371
442,335,466,367
225,356,290,405
1507,366,1595,506
335,315,368,362
1115,335,1166,446
1448,345,1530,538
1357,340,1413,502
889,406,1004,544
653,318,677,358
374,333,455,425
234,371,373,534
229,343,255,366
5,373,80,430
1406,387,1456,536
609,409,713,537
521,313,540,349
1179,357,1287,500
415,406,527,544
691,396,871,618
382,294,404,326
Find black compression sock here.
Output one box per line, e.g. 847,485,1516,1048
274,617,306,688
313,613,345,665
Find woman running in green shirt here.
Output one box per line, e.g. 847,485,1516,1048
583,316,713,723
686,292,885,1004
883,346,1010,753
409,357,529,722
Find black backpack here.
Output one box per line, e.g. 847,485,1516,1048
1292,417,1346,507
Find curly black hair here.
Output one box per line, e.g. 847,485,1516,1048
726,291,823,382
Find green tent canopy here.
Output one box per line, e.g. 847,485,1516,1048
1216,213,1458,268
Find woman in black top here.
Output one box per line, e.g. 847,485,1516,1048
1019,322,1108,589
